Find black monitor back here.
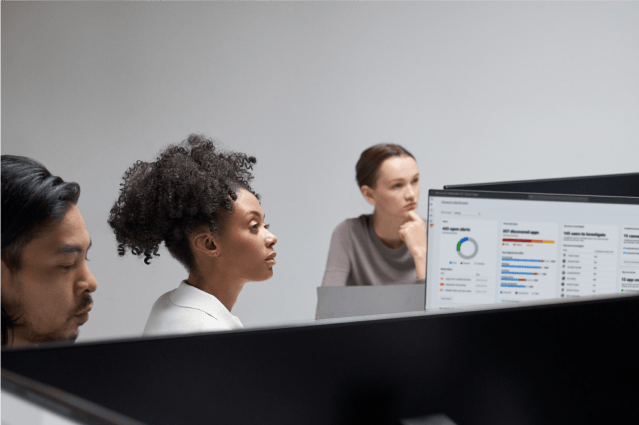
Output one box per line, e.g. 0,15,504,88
444,172,639,197
3,295,639,425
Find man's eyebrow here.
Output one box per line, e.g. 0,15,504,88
56,238,92,254
245,211,264,221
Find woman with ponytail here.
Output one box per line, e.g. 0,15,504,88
108,134,277,336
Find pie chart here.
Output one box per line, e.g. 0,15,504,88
457,237,478,260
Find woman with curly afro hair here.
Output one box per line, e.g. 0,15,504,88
108,134,277,336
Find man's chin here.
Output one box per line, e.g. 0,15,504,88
8,321,81,347
42,325,80,344
61,323,81,343
65,329,80,343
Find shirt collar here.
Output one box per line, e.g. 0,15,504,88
170,280,238,324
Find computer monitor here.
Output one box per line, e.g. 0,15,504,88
443,172,639,197
1,368,144,425
426,189,639,310
1,386,83,425
3,294,639,425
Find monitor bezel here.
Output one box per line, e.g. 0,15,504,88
442,172,639,192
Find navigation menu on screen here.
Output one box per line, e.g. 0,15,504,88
426,191,639,310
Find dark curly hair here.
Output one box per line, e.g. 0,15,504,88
107,134,259,270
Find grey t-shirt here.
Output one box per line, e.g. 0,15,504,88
321,214,426,286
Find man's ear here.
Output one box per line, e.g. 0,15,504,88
360,185,376,207
0,260,11,291
0,260,17,314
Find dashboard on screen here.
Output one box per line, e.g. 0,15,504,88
425,190,639,310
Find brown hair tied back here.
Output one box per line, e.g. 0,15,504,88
355,144,415,189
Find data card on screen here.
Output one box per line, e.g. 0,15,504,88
426,190,639,310
437,219,498,306
499,221,559,302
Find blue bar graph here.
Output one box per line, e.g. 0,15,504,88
501,264,541,269
501,258,542,262
501,271,534,275
500,284,526,288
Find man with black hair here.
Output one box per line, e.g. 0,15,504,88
1,155,97,347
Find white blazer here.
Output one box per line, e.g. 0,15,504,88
143,281,243,336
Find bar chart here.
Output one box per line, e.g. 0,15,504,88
498,221,559,302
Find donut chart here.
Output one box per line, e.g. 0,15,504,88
457,237,479,260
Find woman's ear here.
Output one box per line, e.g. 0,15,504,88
190,228,219,258
360,185,376,206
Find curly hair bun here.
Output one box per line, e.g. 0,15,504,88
108,134,259,269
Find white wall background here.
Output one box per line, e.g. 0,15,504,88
2,2,638,343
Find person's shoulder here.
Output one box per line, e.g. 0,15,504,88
144,307,205,336
149,289,175,310
144,288,204,336
330,215,369,238
201,313,233,331
333,214,370,232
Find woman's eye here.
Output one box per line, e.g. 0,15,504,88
250,224,258,230
412,179,419,184
265,224,270,230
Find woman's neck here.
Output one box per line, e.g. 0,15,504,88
371,209,406,249
186,266,245,312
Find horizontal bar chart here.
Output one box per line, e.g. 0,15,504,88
502,239,555,243
501,264,541,269
501,258,544,262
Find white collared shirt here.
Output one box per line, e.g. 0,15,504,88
143,281,243,336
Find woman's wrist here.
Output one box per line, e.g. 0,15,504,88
413,253,426,279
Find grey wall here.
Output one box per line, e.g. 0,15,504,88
2,2,638,343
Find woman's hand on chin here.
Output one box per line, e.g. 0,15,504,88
399,211,427,278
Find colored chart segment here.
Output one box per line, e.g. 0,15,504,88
456,237,468,251
457,237,478,260
503,239,555,244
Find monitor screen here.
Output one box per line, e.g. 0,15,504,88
425,190,639,310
